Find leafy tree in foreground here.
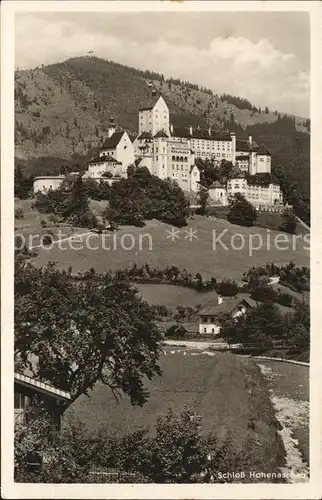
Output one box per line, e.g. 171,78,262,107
14,261,162,409
227,193,257,227
98,406,238,483
15,406,238,483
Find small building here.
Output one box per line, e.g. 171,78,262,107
85,154,123,178
14,372,71,429
208,181,228,205
197,294,257,335
99,119,135,176
33,176,64,194
165,323,199,339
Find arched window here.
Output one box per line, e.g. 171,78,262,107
172,156,175,161
180,156,184,162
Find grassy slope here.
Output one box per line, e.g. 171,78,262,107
28,214,309,281
65,352,284,480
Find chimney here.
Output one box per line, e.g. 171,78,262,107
230,132,236,164
108,118,116,138
170,124,174,135
249,134,252,146
189,125,193,136
218,295,223,305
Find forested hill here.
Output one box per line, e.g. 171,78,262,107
14,56,310,206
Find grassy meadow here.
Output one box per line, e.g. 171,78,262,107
21,207,309,281
65,352,285,480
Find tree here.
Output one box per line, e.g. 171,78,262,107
250,285,277,303
14,261,162,410
15,406,238,484
196,185,209,215
221,302,288,345
227,193,257,227
279,208,297,234
108,168,189,227
33,175,97,228
216,278,238,297
14,165,33,199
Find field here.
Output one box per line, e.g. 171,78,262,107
21,207,309,281
65,352,285,480
135,283,218,308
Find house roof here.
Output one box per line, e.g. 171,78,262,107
171,126,231,141
88,154,121,164
198,294,258,316
128,134,137,143
246,173,280,186
137,131,153,140
190,165,199,173
209,181,225,189
14,372,71,402
101,131,124,149
34,176,64,180
139,94,161,111
236,155,249,161
257,143,271,156
236,139,259,152
154,130,169,138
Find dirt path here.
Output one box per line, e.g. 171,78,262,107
30,231,93,249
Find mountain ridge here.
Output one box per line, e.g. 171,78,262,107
14,56,310,214
15,56,309,162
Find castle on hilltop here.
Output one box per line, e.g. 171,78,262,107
34,90,283,209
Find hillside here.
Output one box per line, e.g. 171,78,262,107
14,56,310,205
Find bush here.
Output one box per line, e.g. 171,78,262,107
250,285,277,303
216,278,238,297
276,292,293,307
279,208,297,234
227,193,256,227
42,233,54,246
33,176,98,229
40,219,47,228
15,208,24,219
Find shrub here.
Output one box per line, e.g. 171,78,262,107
227,193,256,227
276,292,293,307
15,208,24,219
216,278,238,297
42,233,54,246
279,208,297,234
250,285,278,303
40,219,47,228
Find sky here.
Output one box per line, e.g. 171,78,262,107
15,11,310,117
